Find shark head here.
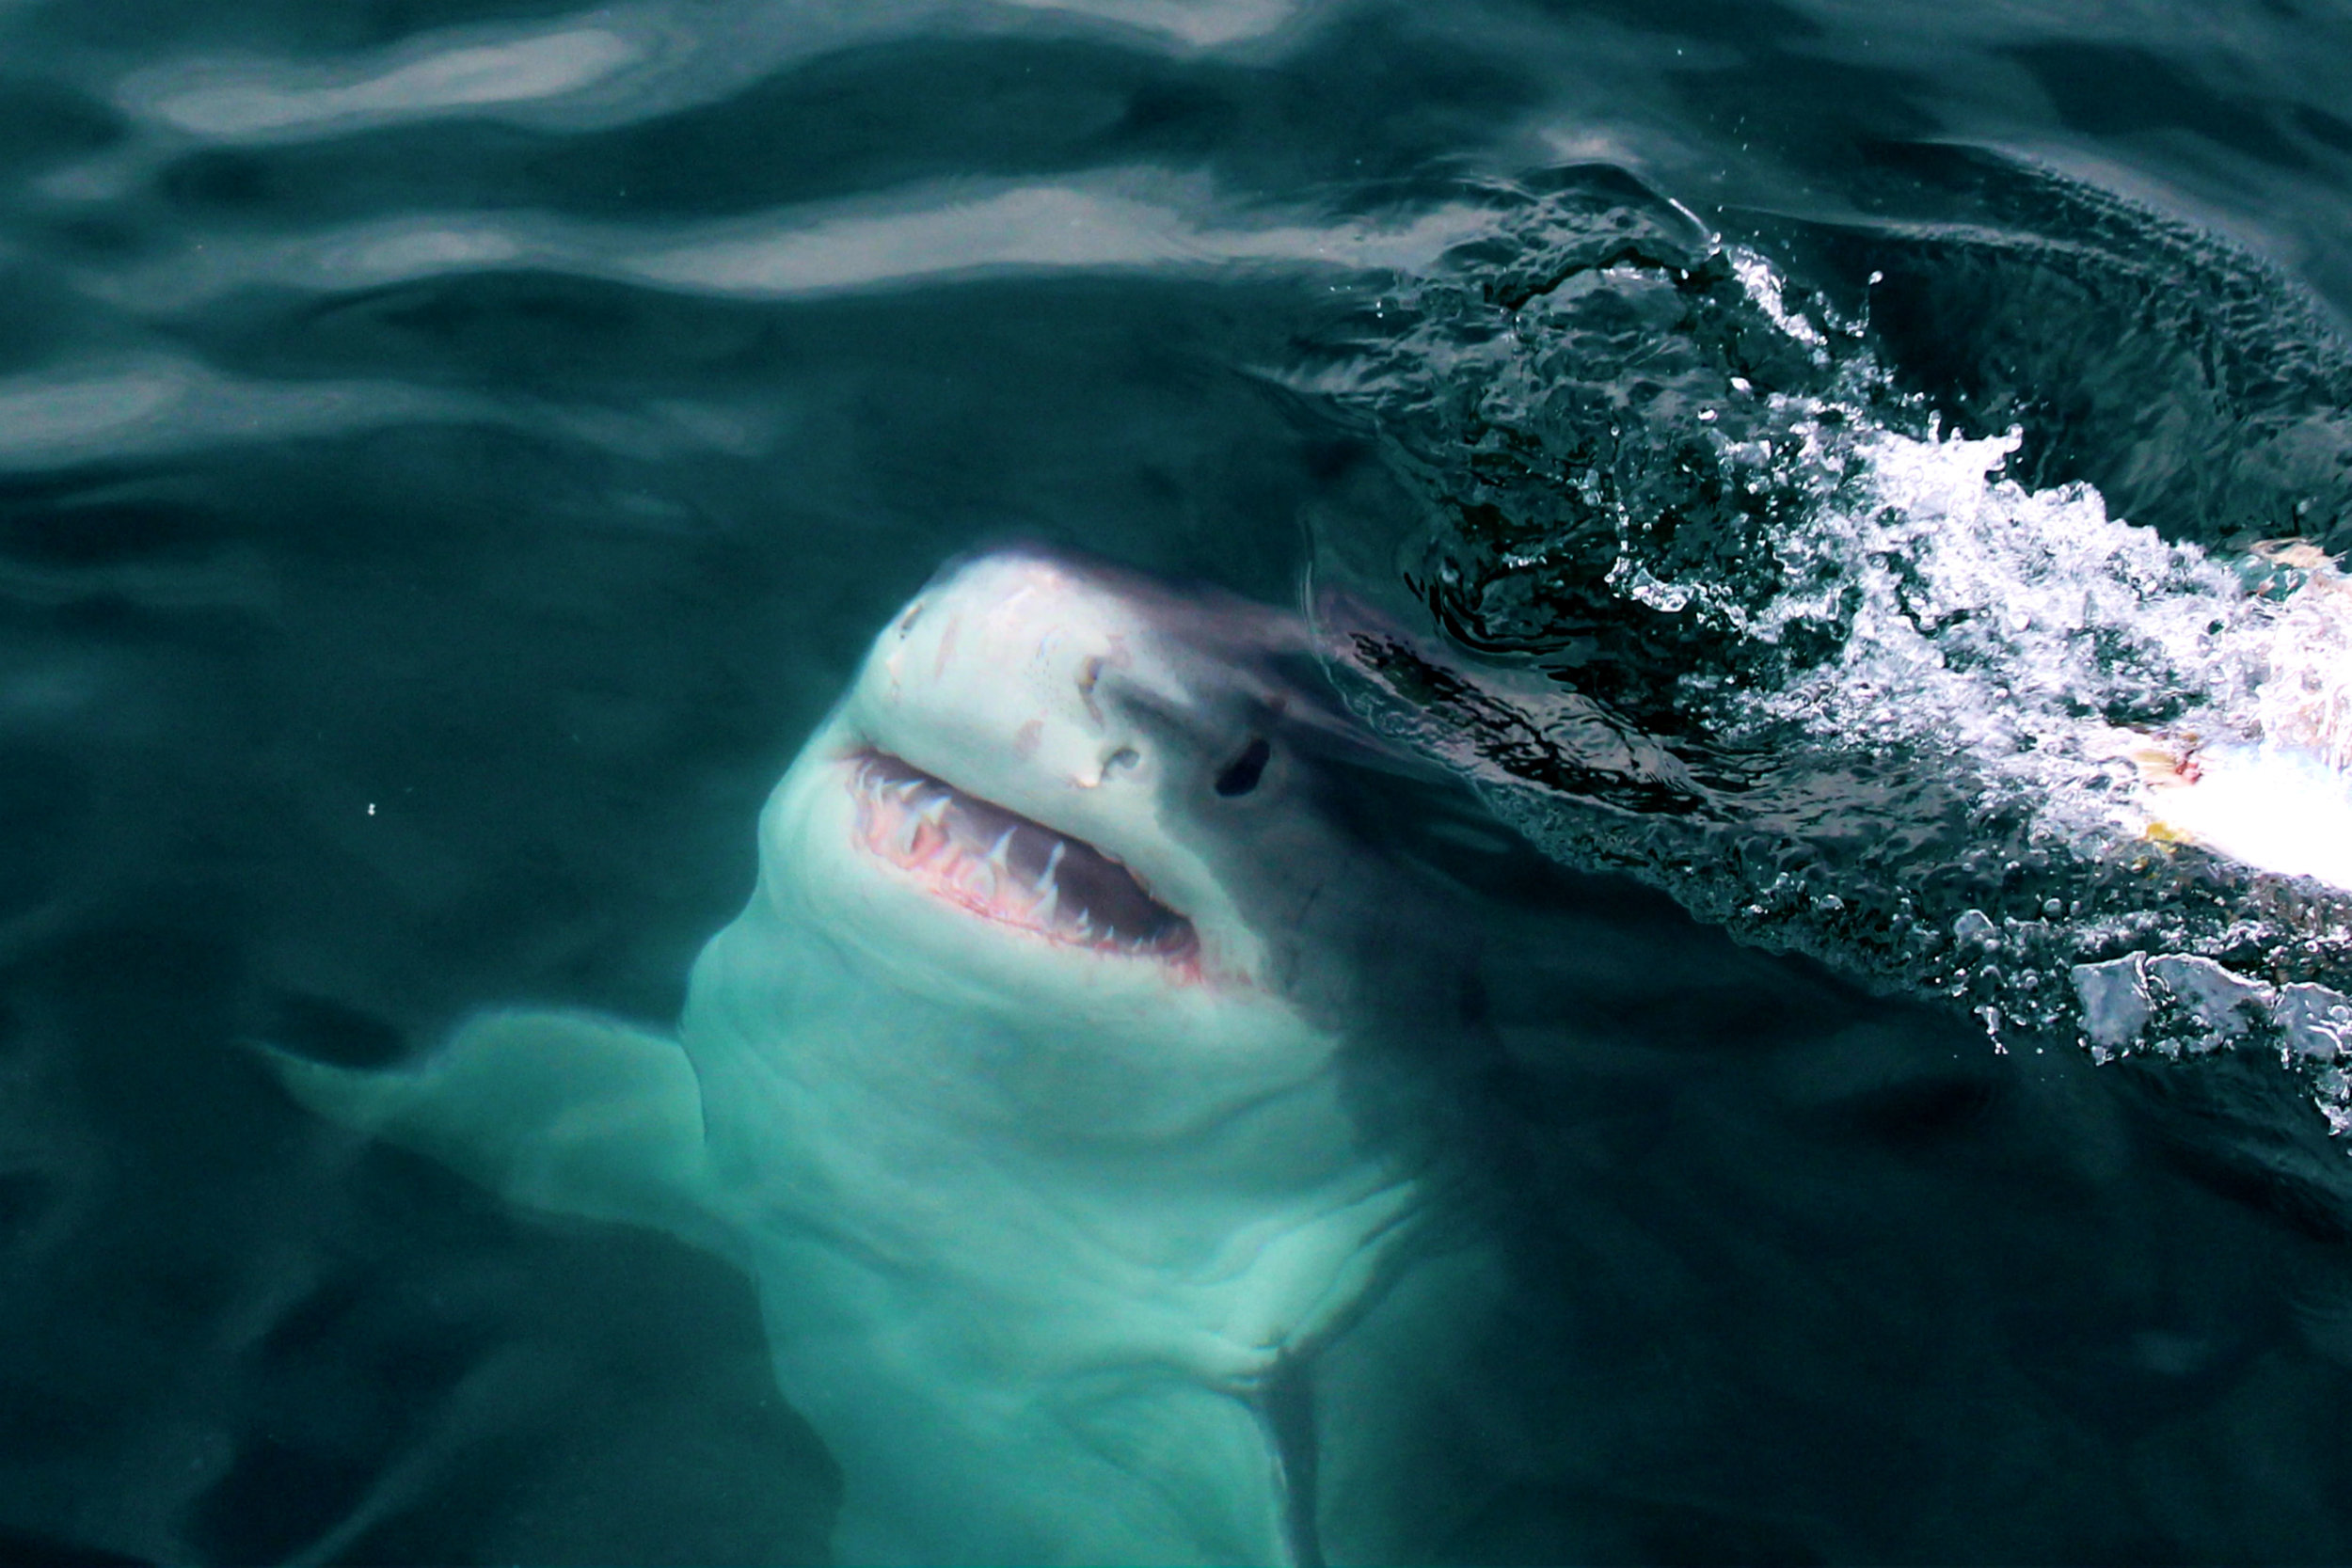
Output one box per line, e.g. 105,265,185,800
692,548,1455,1149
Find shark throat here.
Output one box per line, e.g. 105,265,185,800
849,748,1200,965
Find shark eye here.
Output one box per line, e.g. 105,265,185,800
1214,736,1271,798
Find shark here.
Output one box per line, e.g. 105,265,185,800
270,549,1492,1566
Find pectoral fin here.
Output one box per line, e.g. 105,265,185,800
267,1008,730,1255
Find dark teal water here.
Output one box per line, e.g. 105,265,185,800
7,1,2352,1561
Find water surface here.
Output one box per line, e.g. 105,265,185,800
6,0,2352,1561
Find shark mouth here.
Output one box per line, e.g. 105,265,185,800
849,750,1199,963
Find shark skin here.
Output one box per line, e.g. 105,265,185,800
273,550,1486,1567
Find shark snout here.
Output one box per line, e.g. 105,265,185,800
860,554,1190,804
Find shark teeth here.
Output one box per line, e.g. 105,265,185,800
848,749,1197,961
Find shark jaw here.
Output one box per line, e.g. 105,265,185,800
845,747,1203,975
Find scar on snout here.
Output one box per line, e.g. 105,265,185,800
1013,719,1043,757
931,618,960,678
1076,656,1104,722
1077,745,1139,790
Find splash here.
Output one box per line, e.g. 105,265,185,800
1302,163,2352,1133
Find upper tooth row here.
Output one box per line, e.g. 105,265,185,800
868,767,1154,944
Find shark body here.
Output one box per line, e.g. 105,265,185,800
275,550,1486,1566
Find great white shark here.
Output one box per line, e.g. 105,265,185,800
271,549,1492,1566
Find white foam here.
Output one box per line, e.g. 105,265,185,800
1723,422,2352,889
2145,742,2352,894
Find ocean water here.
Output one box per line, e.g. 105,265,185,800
6,0,2352,1561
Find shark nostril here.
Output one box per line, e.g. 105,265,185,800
1104,746,1140,774
1215,737,1271,798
